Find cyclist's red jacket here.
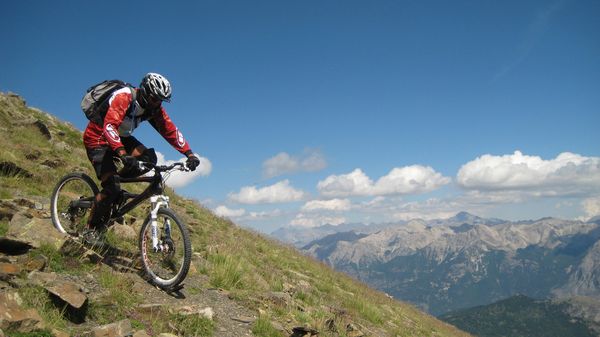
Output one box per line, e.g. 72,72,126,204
83,87,192,155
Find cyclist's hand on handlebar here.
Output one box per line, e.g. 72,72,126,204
120,155,138,170
186,154,200,171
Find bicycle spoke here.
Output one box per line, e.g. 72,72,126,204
140,208,191,288
51,175,97,236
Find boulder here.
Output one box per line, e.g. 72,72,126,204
45,281,88,309
108,224,137,241
7,212,67,250
28,271,89,323
132,330,151,337
171,305,215,320
25,150,42,161
0,262,21,277
18,254,48,272
0,199,20,220
267,291,292,307
0,161,32,178
0,291,46,333
291,326,319,337
33,120,52,140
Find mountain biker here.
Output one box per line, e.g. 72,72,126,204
82,72,200,235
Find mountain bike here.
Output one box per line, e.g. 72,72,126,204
50,162,191,290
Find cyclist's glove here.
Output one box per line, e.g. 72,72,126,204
186,154,200,171
120,155,138,171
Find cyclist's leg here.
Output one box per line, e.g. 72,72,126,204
86,147,120,230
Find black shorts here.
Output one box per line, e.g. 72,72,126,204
86,136,144,179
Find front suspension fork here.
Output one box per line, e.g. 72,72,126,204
149,195,171,252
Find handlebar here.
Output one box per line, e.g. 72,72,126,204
140,161,189,173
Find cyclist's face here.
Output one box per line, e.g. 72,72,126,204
146,95,162,109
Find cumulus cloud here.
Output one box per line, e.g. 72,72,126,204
228,180,307,204
263,149,327,178
214,205,246,218
457,151,600,196
302,198,352,212
317,166,450,197
290,213,346,228
582,197,600,219
156,152,212,189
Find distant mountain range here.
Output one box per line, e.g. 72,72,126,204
273,212,600,318
271,221,395,247
270,212,505,247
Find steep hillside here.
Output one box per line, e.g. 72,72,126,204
0,92,471,337
439,295,598,337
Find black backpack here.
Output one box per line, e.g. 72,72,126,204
81,80,137,125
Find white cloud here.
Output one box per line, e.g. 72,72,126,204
290,213,346,228
263,149,327,178
302,198,352,212
228,180,307,204
214,205,246,218
457,151,600,196
317,166,450,197
156,152,212,189
582,197,600,219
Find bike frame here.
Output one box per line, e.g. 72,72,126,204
69,163,183,251
111,173,164,219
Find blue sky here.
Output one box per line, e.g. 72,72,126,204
2,0,599,233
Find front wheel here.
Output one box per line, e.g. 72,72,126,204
50,173,99,237
139,208,191,289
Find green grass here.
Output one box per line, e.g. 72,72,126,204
2,330,54,337
18,285,68,331
207,253,246,290
168,312,215,337
88,267,143,324
252,316,284,337
0,217,8,236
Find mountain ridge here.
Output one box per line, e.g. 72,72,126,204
301,213,600,316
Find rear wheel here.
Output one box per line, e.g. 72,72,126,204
139,208,191,289
50,173,99,237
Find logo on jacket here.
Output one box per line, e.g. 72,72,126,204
105,124,121,143
176,129,186,148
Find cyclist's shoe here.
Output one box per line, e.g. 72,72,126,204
82,227,107,247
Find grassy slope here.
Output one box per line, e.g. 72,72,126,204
0,92,470,337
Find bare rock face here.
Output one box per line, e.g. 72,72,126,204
556,240,600,297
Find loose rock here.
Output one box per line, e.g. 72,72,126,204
0,291,46,333
91,319,132,337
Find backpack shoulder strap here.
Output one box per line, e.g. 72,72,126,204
125,86,137,117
